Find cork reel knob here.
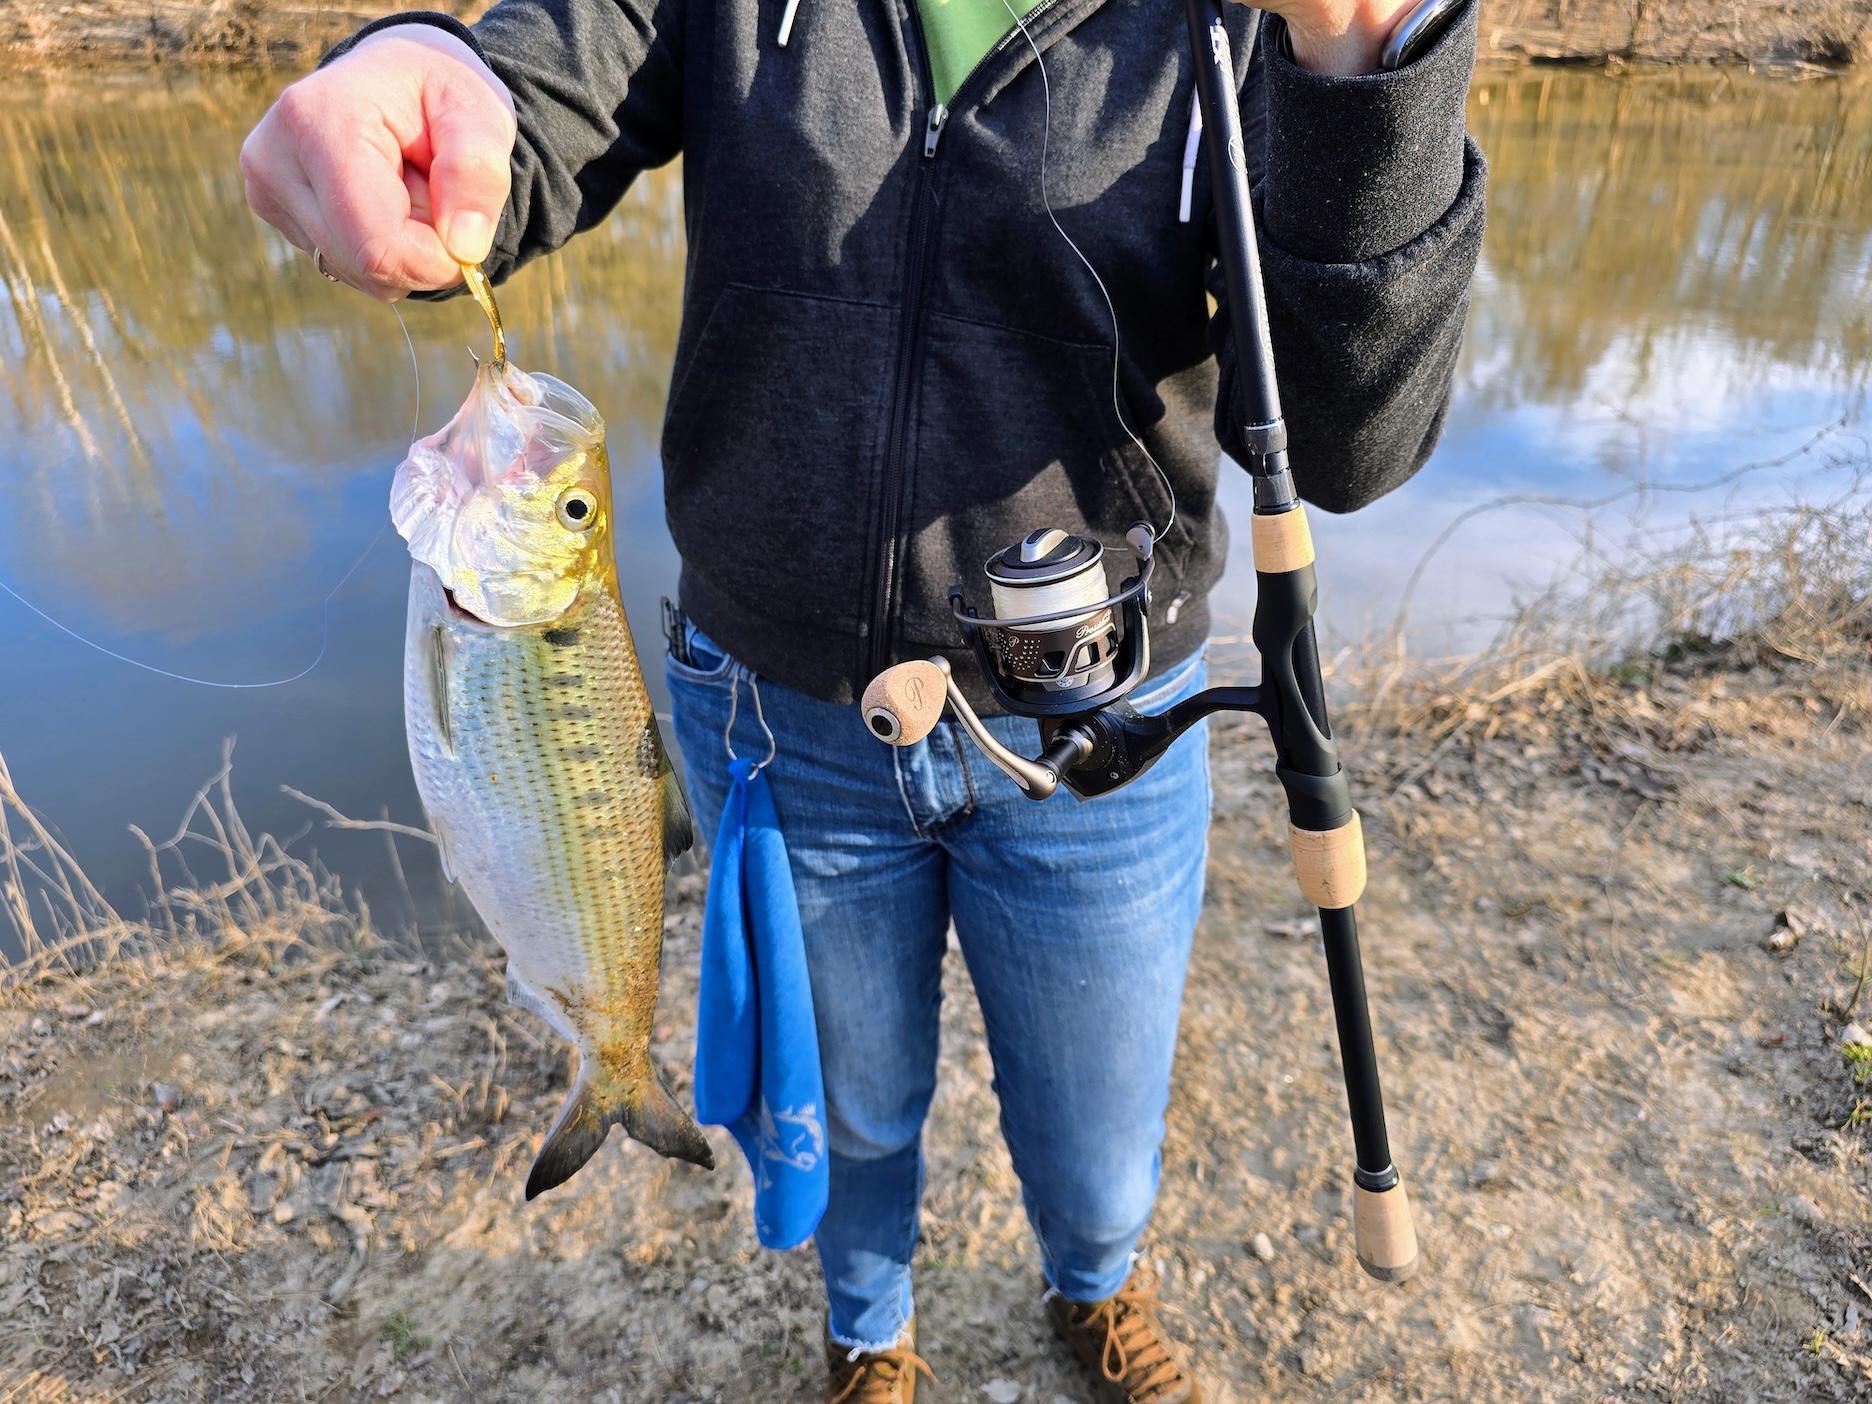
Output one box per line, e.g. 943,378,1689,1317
861,659,949,746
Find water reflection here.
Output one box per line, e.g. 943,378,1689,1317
1246,66,1872,664
0,69,685,922
1,71,682,647
0,65,1866,921
1467,68,1872,403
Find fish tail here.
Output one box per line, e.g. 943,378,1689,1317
619,1069,716,1170
524,1056,714,1200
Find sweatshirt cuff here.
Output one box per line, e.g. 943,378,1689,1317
1261,0,1477,264
320,10,488,68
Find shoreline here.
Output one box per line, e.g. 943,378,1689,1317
6,606,1871,1397
0,0,1864,69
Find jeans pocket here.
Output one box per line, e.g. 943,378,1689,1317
665,620,740,687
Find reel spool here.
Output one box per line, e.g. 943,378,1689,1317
950,522,1156,719
984,529,1119,694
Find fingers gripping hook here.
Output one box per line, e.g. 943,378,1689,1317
861,659,949,746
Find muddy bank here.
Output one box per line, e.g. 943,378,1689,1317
1485,0,1871,64
4,620,1872,1399
1,0,1866,66
0,2,490,66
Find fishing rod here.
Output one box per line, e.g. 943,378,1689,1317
858,0,1418,1283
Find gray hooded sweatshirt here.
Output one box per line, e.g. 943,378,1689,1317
333,0,1486,706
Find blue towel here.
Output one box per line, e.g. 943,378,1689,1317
693,756,827,1249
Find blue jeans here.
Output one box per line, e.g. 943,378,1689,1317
666,625,1211,1350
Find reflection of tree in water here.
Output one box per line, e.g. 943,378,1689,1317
1465,68,1872,414
10,66,1867,639
0,69,684,640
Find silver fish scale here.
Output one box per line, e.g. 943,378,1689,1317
403,563,667,1064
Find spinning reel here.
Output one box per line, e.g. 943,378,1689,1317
860,0,1421,1285
865,521,1241,804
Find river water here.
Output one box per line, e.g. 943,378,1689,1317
1,65,1867,927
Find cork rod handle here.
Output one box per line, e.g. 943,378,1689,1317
1288,811,1367,910
1250,503,1315,573
1354,1178,1420,1282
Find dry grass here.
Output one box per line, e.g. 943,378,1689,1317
0,3,496,68
1345,459,1872,763
1482,0,1872,64
0,739,372,991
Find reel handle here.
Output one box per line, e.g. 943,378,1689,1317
862,656,1084,798
861,659,949,745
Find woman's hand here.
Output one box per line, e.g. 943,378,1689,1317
239,25,517,300
1236,0,1419,76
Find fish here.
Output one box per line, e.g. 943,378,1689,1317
391,273,712,1197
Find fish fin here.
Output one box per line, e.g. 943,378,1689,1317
524,1068,612,1200
524,1057,713,1200
505,967,576,1043
658,743,695,868
617,1068,714,1170
428,625,454,757
430,814,457,885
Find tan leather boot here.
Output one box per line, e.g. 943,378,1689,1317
1046,1265,1201,1404
823,1318,936,1404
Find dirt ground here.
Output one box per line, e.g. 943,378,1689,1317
3,638,1872,1402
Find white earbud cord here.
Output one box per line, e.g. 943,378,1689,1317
0,302,419,689
999,0,1180,547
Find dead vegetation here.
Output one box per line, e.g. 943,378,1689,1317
0,0,1867,66
1483,0,1872,65
3,489,1871,1401
0,3,494,69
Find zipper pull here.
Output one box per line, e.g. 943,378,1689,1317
923,103,949,159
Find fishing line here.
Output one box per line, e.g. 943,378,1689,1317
1000,0,1180,546
0,300,421,689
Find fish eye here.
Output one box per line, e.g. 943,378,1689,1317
555,489,598,531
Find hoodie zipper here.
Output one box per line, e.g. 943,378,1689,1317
864,0,1063,684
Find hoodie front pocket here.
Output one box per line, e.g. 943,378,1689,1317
894,313,1172,649
662,284,897,634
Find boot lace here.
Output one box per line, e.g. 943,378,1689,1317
1074,1279,1188,1402
827,1344,937,1404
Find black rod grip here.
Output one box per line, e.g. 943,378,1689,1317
1184,0,1281,429
1320,903,1393,1176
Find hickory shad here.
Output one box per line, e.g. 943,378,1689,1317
390,272,711,1196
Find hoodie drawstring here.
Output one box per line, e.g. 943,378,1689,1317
1178,89,1202,223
